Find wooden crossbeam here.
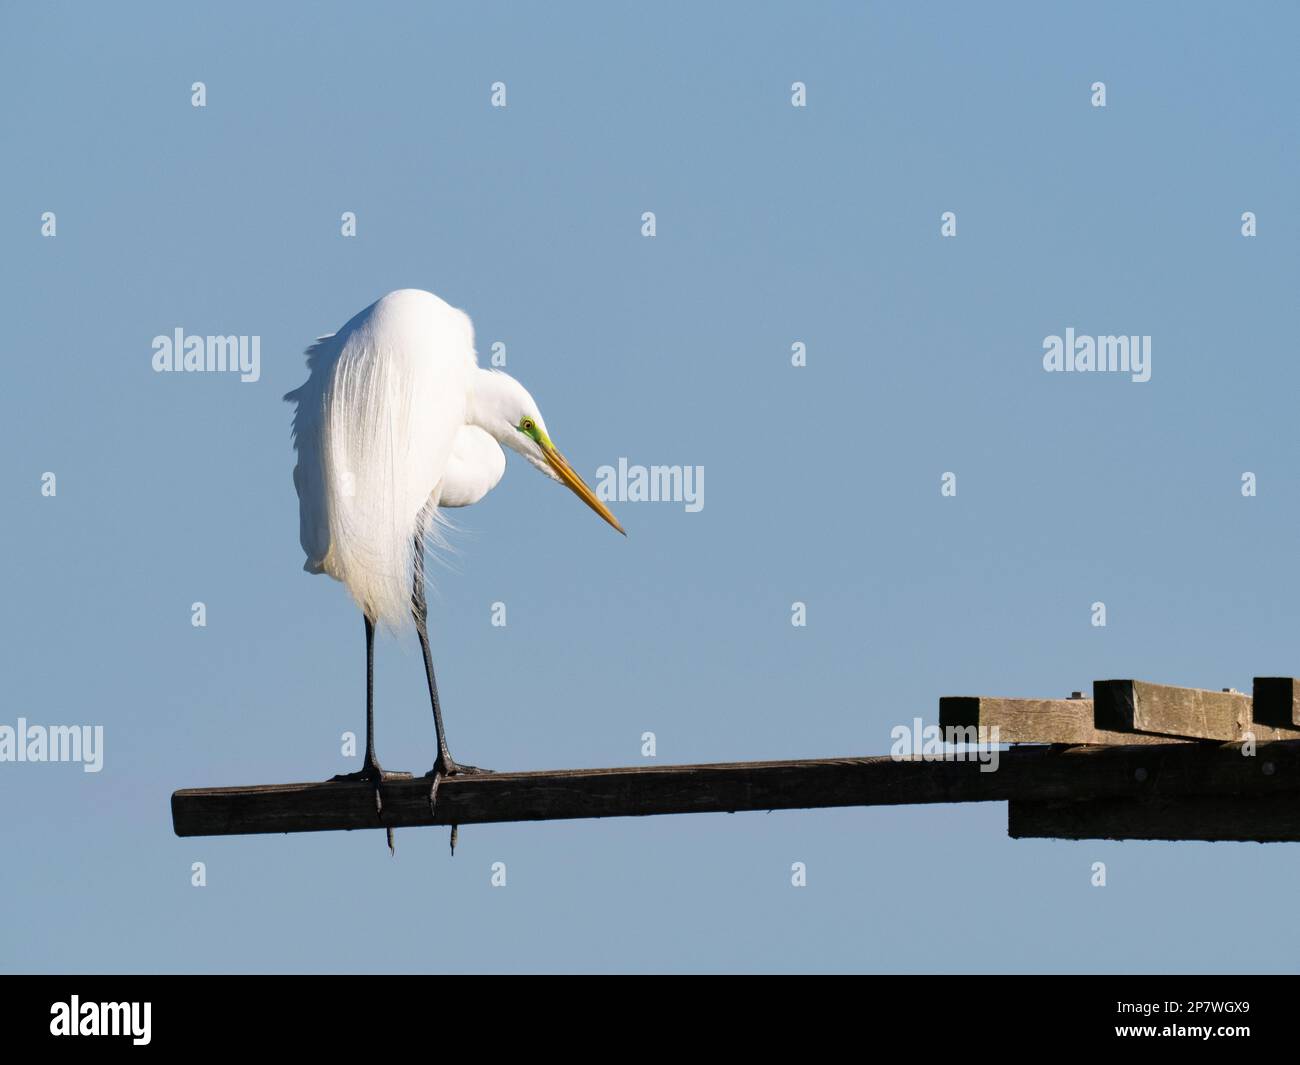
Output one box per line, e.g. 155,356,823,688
1244,721,1300,742
1093,679,1300,741
1093,679,1248,740
172,741,1300,837
1008,794,1300,842
939,695,1181,745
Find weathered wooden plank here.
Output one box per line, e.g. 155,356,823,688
173,741,1300,837
939,695,1180,745
1240,720,1300,742
1092,679,1300,742
1093,680,1249,740
1009,794,1300,842
1253,677,1300,729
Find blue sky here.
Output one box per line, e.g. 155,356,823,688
1,1,1298,972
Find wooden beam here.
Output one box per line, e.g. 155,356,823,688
173,741,1300,837
1253,677,1300,729
1093,680,1249,740
939,695,1181,745
1092,679,1300,741
1009,794,1300,842
1241,720,1300,742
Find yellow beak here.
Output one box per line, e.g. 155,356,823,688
542,443,625,536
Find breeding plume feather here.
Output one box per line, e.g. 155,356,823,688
286,289,476,629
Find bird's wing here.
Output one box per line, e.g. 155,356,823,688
437,425,506,508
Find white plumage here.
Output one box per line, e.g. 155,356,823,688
286,288,621,631
285,288,622,843
286,289,477,628
439,425,507,508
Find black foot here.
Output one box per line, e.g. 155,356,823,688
425,759,493,857
442,759,491,777
426,764,491,806
332,760,412,819
426,758,493,809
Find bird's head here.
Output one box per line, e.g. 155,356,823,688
474,369,625,535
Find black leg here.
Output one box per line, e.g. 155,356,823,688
412,535,455,769
331,613,401,854
412,516,491,851
364,614,379,772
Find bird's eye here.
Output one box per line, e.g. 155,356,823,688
519,418,535,433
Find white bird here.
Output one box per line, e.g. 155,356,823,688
285,289,623,842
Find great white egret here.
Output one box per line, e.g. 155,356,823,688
285,289,623,848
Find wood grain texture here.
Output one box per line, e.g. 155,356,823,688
173,741,1300,837
1009,794,1300,842
939,696,1179,745
1093,679,1300,741
1094,679,1245,740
